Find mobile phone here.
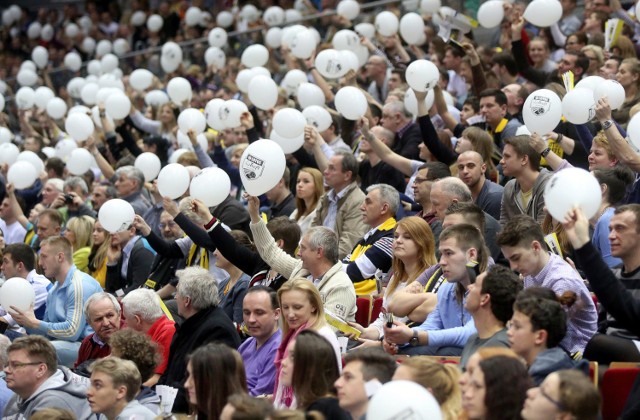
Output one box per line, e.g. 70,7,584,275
385,312,394,328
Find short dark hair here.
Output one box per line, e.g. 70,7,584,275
266,216,302,256
390,68,406,83
479,356,532,419
496,215,546,249
445,202,486,233
335,151,359,182
614,204,640,233
514,294,567,348
418,161,452,181
245,286,279,310
492,52,518,76
479,89,508,107
463,96,480,113
503,135,541,171
343,348,396,383
481,265,523,324
8,336,57,374
4,243,37,272
44,157,65,178
593,166,635,205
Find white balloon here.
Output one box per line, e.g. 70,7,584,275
522,89,563,135
273,108,306,139
562,88,596,124
105,93,131,119
99,199,136,233
65,23,79,38
367,381,442,420
270,130,304,154
355,23,376,39
0,143,19,165
157,163,190,199
40,24,54,41
96,40,112,58
242,45,269,68
282,25,306,48
352,44,370,68
17,151,44,174
628,113,640,152
8,162,37,189
167,77,192,105
131,11,147,26
31,46,48,69
205,98,226,129
0,95,3,113
545,168,602,221
340,50,360,72
236,69,256,93
41,147,55,158
64,112,94,141
594,80,626,110
264,6,285,26
281,69,308,97
20,61,36,73
200,11,212,27
290,29,316,59
135,153,162,182
335,87,368,120
66,148,93,175
285,9,303,23
78,15,93,32
219,100,249,129
145,90,170,108
421,0,442,13
0,127,11,144
15,87,35,110
147,14,164,32
524,0,563,27
216,11,234,28
161,42,183,73
17,69,38,87
248,75,279,110
405,59,439,92
46,97,68,120
265,27,283,48
240,139,287,196
337,0,360,20
178,108,207,135
297,83,326,109
27,22,42,39
375,11,399,37
477,0,505,28
0,81,6,95
205,47,226,69
130,69,154,91
208,27,228,48
64,52,82,72
303,106,333,132
399,13,425,45
575,75,605,92
190,167,231,207
333,29,360,51
113,38,130,56
54,138,77,162
80,83,99,106
68,105,90,115
100,53,119,73
82,37,96,54
315,49,347,79
185,7,202,26
34,86,54,110
241,4,260,23
404,89,435,116
87,60,101,76
0,278,35,312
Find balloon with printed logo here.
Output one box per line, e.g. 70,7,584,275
205,98,225,130
544,168,602,221
355,23,376,39
303,106,332,132
208,27,228,48
522,89,563,134
99,199,136,233
239,139,287,196
315,49,347,79
405,60,439,92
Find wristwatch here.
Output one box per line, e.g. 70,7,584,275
602,119,614,130
541,147,552,157
409,330,419,347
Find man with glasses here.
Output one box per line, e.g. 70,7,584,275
3,336,91,419
412,162,451,228
365,55,390,104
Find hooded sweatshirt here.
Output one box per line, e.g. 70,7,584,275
115,400,156,420
499,168,552,226
2,367,92,420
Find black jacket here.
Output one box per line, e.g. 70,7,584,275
105,237,155,294
159,305,240,413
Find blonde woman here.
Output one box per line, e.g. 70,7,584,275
88,220,111,288
64,216,95,273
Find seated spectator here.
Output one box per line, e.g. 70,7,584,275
51,176,97,221
265,167,296,219
3,336,91,419
290,167,324,235
334,348,397,420
63,215,94,273
10,237,102,367
113,166,152,216
109,329,162,414
238,287,282,397
33,209,63,253
497,215,597,355
0,196,26,245
105,223,155,296
121,289,176,387
214,230,252,325
456,151,504,220
392,357,461,420
184,343,247,419
87,357,156,420
521,370,601,420
87,220,111,289
509,291,589,385
0,335,13,417
74,292,122,372
220,393,275,419
159,266,240,413
279,330,349,418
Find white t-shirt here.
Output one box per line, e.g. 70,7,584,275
0,219,26,245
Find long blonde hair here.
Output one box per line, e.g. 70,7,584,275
277,278,327,336
89,220,111,273
66,216,95,250
387,217,437,297
294,167,324,219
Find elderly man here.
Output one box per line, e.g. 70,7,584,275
3,336,91,419
114,166,151,216
365,55,390,103
10,237,102,367
238,286,281,396
381,101,422,160
74,292,122,372
105,224,155,296
33,209,63,253
50,176,97,221
90,184,117,213
159,266,240,413
313,151,368,260
122,289,175,387
249,195,356,322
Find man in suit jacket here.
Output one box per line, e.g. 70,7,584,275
105,224,155,296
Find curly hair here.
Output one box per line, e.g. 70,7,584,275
108,329,160,382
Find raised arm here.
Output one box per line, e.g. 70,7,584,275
417,88,457,165
596,97,640,172
6,184,28,229
360,117,414,176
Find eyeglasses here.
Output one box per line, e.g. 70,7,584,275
413,177,432,185
540,386,565,411
6,361,43,371
159,222,177,229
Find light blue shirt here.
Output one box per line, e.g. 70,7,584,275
121,235,140,279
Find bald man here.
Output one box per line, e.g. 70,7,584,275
502,84,527,123
456,151,504,220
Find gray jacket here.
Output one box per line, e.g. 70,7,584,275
499,169,552,226
115,401,156,420
2,367,91,420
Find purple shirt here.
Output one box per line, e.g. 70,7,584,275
239,329,282,396
524,253,598,354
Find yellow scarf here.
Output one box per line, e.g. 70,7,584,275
186,244,209,269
